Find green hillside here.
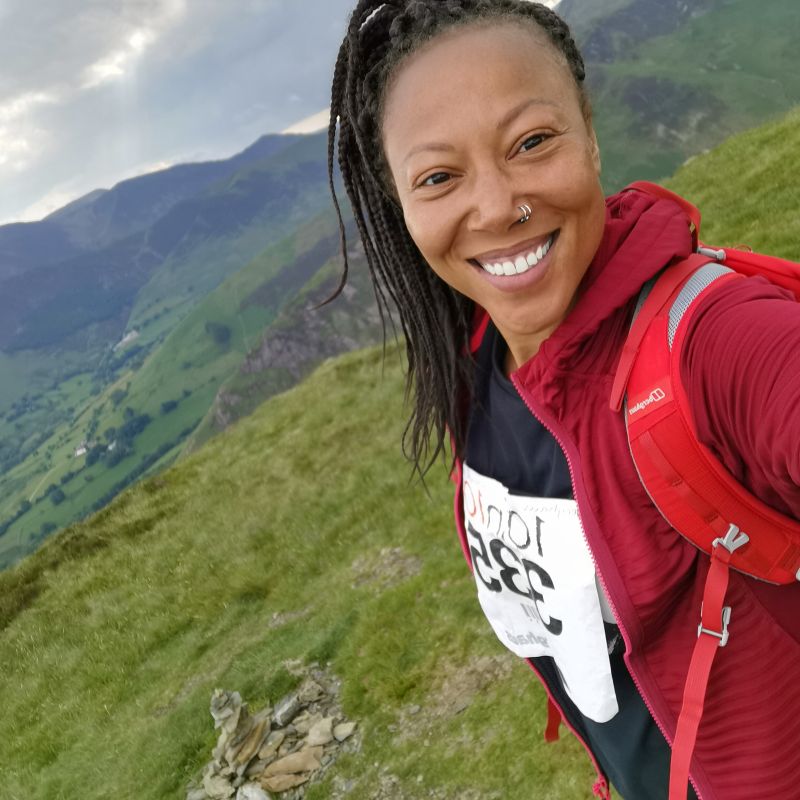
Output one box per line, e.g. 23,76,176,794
665,106,800,259
5,0,800,577
0,206,377,571
0,346,592,800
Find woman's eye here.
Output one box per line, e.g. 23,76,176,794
519,134,547,153
421,172,450,187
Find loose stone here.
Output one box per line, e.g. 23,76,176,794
333,722,356,742
306,717,334,747
273,694,302,727
263,746,323,777
235,783,271,800
260,774,308,793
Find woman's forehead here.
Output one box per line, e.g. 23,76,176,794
382,24,580,150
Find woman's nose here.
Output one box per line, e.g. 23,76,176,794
466,168,522,233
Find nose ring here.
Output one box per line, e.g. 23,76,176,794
517,203,532,224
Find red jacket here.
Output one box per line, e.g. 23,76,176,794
452,188,800,799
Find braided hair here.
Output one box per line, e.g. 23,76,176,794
326,0,588,476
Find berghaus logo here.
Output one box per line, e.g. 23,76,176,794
628,387,666,416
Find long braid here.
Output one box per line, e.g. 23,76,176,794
326,0,587,476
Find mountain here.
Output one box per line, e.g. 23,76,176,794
0,133,328,354
0,132,359,569
2,104,799,799
0,134,303,282
0,204,387,571
559,0,800,191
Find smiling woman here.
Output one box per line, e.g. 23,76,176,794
381,21,604,371
325,2,800,799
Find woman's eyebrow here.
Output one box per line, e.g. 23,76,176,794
496,97,559,130
402,141,456,167
401,97,560,166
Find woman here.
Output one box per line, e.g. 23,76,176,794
326,2,800,798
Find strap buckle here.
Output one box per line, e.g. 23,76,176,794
711,523,749,554
698,603,731,647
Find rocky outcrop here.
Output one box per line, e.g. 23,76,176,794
186,664,359,800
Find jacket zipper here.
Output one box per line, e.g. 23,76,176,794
510,373,705,800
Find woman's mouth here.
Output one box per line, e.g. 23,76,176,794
468,230,559,292
475,232,556,276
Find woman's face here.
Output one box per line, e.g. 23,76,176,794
382,21,606,365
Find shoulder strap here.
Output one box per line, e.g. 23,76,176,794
609,253,710,413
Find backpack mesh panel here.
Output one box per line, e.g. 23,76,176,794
668,264,733,350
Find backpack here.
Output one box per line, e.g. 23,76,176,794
609,181,800,799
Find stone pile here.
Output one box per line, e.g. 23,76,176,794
186,664,359,800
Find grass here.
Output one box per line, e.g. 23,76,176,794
0,345,592,800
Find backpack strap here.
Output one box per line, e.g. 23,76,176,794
669,526,746,800
609,253,712,413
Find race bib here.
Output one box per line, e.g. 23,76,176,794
463,463,618,722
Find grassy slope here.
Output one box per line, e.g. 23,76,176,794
0,345,591,800
665,106,800,259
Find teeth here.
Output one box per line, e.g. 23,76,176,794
478,234,554,277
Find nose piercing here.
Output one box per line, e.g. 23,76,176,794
517,203,532,224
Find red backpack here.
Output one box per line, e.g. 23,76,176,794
609,181,800,799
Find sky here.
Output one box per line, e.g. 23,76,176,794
0,0,557,225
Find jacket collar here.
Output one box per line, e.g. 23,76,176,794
471,185,694,381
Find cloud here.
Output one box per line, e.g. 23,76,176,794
81,27,159,89
283,109,330,135
0,0,562,223
0,0,360,223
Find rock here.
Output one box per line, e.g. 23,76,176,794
186,789,208,800
291,710,311,733
333,721,357,742
283,658,306,676
203,772,235,799
230,718,269,766
211,690,244,733
258,731,285,760
273,693,301,727
277,738,298,757
407,704,421,716
298,680,324,704
306,717,334,747
260,774,308,793
245,758,272,778
236,783,271,800
263,746,323,777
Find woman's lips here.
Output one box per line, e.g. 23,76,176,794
470,230,559,292
476,232,555,276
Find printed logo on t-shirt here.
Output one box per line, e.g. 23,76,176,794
463,463,618,722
